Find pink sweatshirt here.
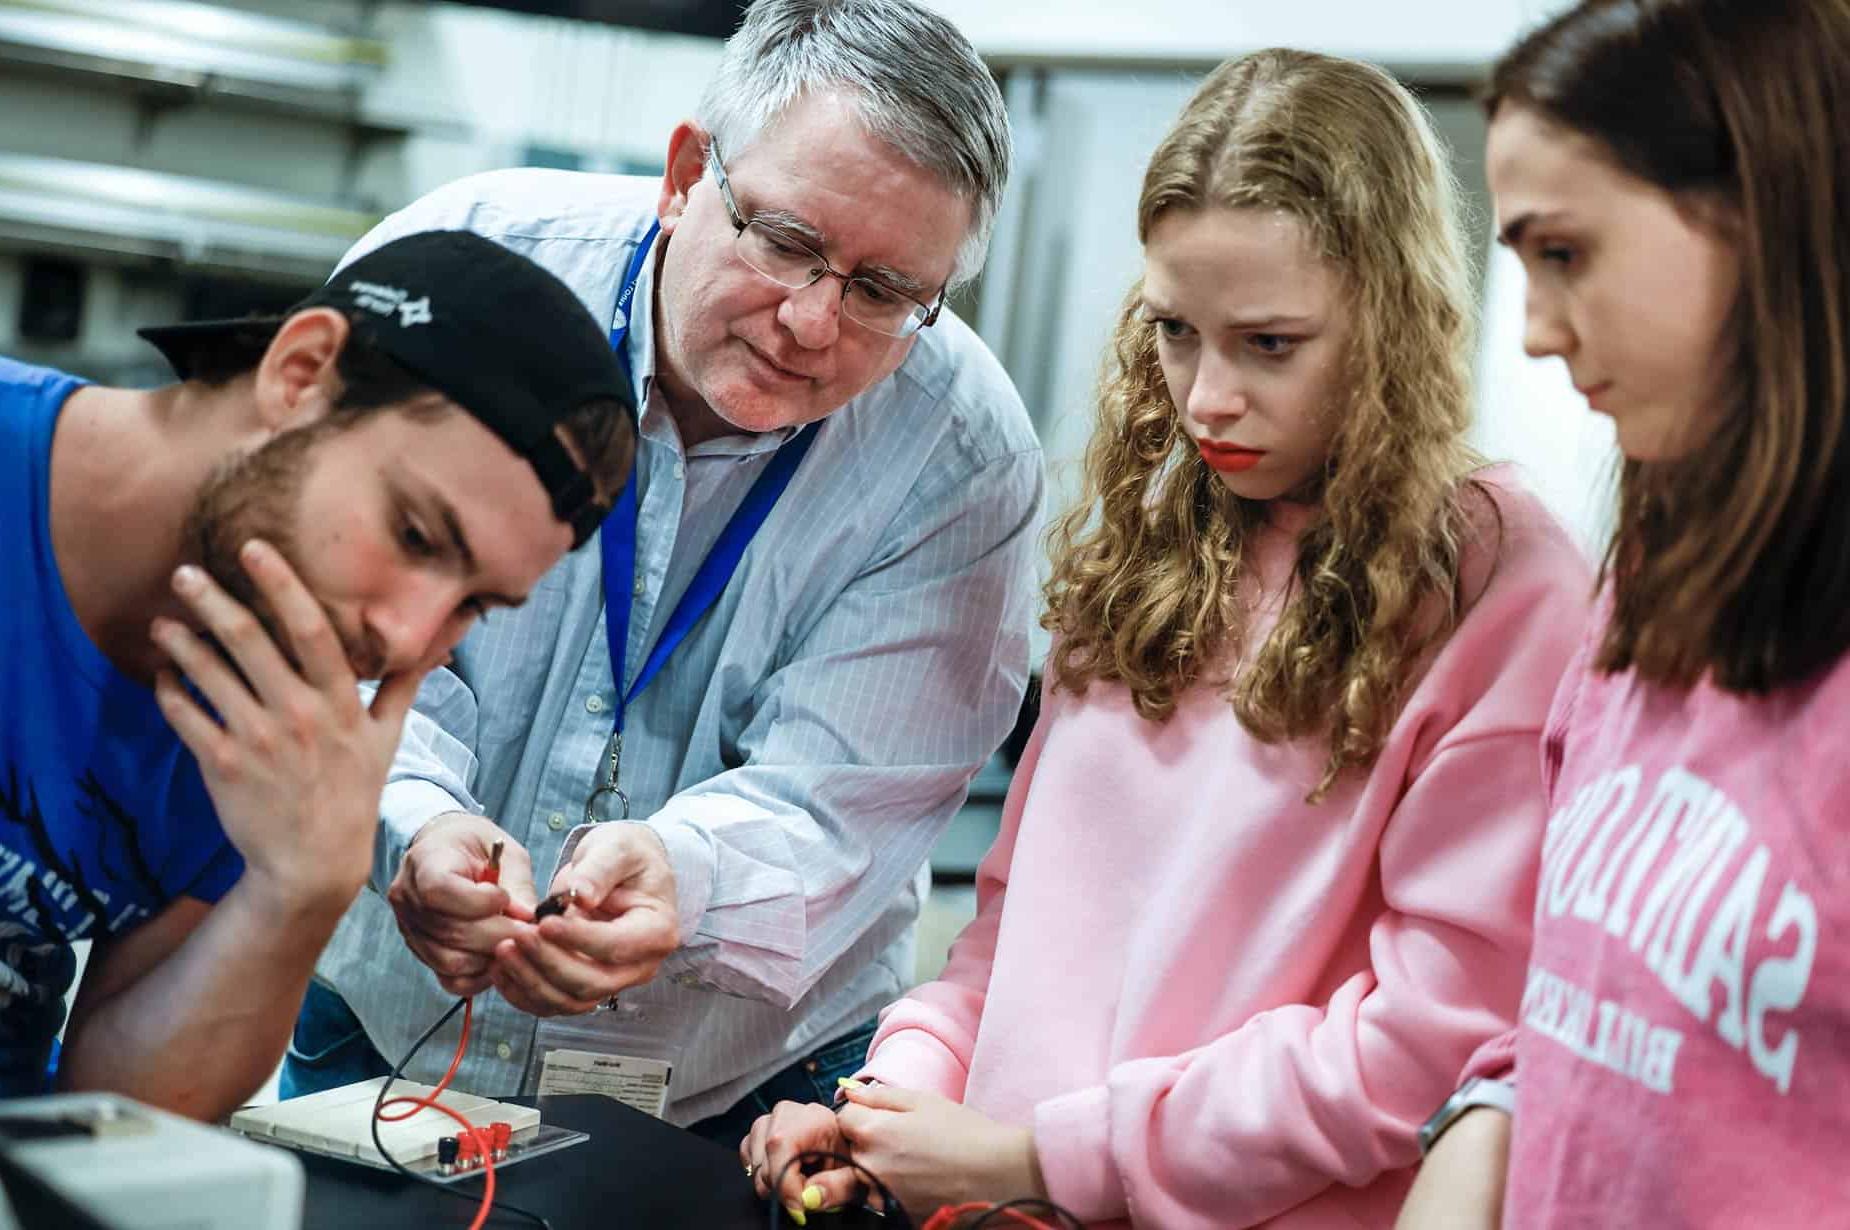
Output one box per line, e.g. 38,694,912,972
862,469,1590,1227
1460,597,1850,1226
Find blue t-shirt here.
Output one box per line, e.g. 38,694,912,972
0,357,242,1094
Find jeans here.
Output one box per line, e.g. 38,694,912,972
682,1017,879,1149
278,981,877,1149
277,980,390,1100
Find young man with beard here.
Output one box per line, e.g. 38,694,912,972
0,230,634,1120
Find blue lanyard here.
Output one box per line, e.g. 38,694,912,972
597,221,819,774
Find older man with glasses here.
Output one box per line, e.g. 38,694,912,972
280,0,1042,1153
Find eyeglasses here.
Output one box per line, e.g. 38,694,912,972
707,138,944,339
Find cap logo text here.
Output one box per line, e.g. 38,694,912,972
348,279,433,328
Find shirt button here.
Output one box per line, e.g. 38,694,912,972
585,695,606,714
632,576,645,597
548,812,566,832
496,1042,513,1061
672,462,686,481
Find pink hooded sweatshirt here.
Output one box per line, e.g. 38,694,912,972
861,468,1590,1227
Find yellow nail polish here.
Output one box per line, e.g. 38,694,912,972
803,1185,824,1210
785,1205,807,1226
836,1077,864,1090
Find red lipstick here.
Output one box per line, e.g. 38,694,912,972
1197,440,1266,473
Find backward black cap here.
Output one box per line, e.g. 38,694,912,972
138,230,633,547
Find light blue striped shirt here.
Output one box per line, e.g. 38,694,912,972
313,169,1042,1123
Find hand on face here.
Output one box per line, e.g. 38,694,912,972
833,1083,1046,1217
388,811,539,997
151,539,437,916
487,821,681,1016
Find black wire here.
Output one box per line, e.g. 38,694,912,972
367,996,554,1230
768,1149,911,1229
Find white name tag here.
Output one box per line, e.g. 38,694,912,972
536,1048,673,1118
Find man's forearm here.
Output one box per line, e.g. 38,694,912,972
58,876,354,1121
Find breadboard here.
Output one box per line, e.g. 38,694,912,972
229,1078,586,1181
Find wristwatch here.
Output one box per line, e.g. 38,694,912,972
1417,1076,1516,1155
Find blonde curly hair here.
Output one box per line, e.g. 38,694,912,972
1043,48,1486,799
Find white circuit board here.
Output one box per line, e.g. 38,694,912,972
229,1078,582,1179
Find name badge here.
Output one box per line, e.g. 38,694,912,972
536,1048,672,1119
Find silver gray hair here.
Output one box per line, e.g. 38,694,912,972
695,0,1012,288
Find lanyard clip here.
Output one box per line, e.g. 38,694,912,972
584,731,629,822
585,782,631,824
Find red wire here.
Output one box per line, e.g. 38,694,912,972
921,1205,1063,1230
376,997,497,1230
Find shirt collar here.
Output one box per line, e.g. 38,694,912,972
624,225,661,405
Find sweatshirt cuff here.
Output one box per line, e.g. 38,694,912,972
1459,1029,1520,1084
375,778,470,896
1033,1083,1126,1224
859,1029,970,1101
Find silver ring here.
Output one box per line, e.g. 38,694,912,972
744,1163,756,1180
599,994,621,1011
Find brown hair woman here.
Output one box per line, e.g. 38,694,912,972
1400,1,1850,1227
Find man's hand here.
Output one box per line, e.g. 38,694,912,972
1394,1106,1512,1230
835,1083,1046,1215
151,541,429,920
389,812,540,997
490,823,681,1016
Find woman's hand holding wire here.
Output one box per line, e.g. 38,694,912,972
834,1082,1048,1216
742,1099,859,1220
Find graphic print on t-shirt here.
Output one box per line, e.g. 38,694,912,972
1527,764,1817,1096
0,762,163,1058
0,763,163,952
